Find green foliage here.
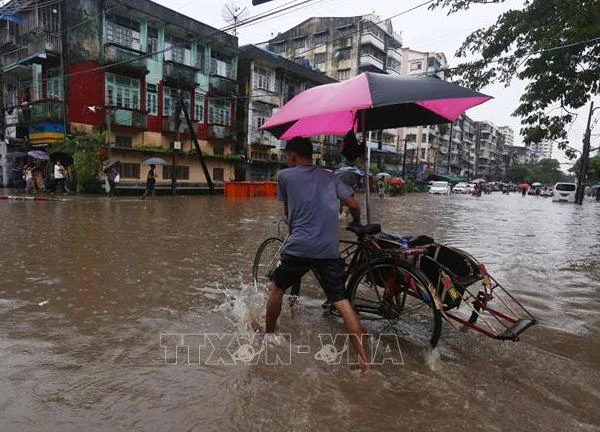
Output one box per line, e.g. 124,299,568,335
589,155,600,182
505,158,566,183
430,0,600,155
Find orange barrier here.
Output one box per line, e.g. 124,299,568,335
224,181,278,198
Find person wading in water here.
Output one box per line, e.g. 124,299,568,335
265,137,369,371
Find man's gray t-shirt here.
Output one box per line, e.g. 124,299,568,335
278,165,353,259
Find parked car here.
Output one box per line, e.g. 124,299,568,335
552,182,577,203
452,182,469,194
428,181,451,195
465,183,477,194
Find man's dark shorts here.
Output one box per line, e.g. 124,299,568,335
271,254,348,303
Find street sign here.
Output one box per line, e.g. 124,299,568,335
173,141,181,150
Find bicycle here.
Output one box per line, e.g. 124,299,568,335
253,221,442,347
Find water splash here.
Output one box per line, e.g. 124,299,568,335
213,282,270,334
424,347,442,371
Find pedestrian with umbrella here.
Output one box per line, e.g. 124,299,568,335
518,183,529,197
103,160,119,197
53,160,66,194
141,157,166,199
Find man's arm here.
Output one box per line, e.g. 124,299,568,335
343,195,361,226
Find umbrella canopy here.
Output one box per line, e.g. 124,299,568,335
531,182,542,187
260,72,491,139
389,177,405,186
106,159,120,168
518,183,530,190
28,150,50,160
142,157,167,165
470,178,487,184
7,151,27,160
377,172,391,178
334,166,364,187
50,152,74,167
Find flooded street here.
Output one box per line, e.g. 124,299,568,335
1,193,599,431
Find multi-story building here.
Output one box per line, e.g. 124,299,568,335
529,141,553,161
263,14,403,170
473,121,512,180
236,44,336,180
397,48,449,175
0,0,239,189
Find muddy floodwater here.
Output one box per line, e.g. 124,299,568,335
1,193,599,431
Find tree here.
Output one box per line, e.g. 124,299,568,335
430,0,600,156
589,155,600,182
505,158,565,183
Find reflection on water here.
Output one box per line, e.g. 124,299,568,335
0,193,599,431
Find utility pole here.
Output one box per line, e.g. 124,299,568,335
401,137,408,178
576,101,596,205
172,91,182,195
446,121,453,175
106,108,112,160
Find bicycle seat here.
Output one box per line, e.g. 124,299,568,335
346,223,382,236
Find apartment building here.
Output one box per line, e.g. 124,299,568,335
237,44,336,180
529,141,553,161
0,0,239,188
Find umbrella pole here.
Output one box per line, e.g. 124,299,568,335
361,111,371,224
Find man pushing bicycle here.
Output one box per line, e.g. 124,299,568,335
265,137,369,371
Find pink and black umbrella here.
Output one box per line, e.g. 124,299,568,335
260,72,491,139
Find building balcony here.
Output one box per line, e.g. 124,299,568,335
385,67,401,77
387,48,402,63
360,32,385,52
162,116,191,135
108,107,146,129
163,61,198,85
252,88,279,106
21,100,64,124
250,130,279,148
359,54,384,72
209,75,238,95
104,44,147,73
0,31,16,47
208,124,236,141
29,32,62,54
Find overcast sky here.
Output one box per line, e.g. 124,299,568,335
155,0,594,168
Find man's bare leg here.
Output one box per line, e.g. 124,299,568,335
334,299,369,371
265,282,285,333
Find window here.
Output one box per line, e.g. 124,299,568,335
405,134,417,142
164,36,191,65
105,17,140,50
313,32,328,44
208,99,231,126
337,69,351,80
212,167,224,181
292,37,306,49
163,165,189,180
115,135,132,148
410,61,422,71
147,27,158,60
253,66,271,91
46,68,63,100
163,87,191,117
119,163,140,179
146,83,158,115
271,42,285,53
105,73,140,109
314,53,326,66
555,183,576,192
254,115,267,129
210,56,231,78
335,48,351,60
420,148,426,159
194,91,205,122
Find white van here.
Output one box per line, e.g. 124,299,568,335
552,182,577,203
428,181,451,195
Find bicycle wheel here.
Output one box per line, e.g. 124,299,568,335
252,237,301,295
347,260,442,348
